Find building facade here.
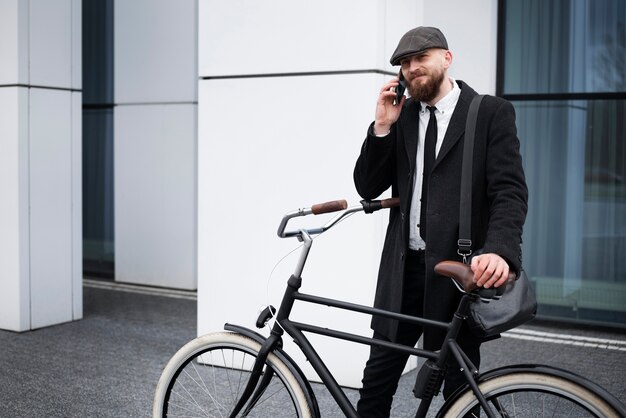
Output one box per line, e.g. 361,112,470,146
1,0,624,384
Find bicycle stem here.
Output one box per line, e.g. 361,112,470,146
293,229,313,279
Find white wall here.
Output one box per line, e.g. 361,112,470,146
0,0,82,331
423,0,499,94
198,73,391,388
197,0,498,387
114,0,198,289
198,0,411,388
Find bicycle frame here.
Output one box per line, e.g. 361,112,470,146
228,200,498,418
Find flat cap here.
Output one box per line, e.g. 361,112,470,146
390,26,448,65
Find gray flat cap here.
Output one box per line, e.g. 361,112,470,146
390,26,448,65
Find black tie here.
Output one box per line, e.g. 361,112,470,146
420,106,437,241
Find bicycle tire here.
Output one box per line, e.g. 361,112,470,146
153,331,313,417
439,369,623,417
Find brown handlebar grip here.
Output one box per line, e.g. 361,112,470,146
380,197,400,209
311,199,348,215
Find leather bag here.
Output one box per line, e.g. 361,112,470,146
467,269,537,337
459,95,537,338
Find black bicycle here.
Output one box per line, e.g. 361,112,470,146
153,198,626,417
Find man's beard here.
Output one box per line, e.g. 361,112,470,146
407,67,445,103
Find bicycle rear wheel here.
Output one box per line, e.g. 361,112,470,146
440,370,623,417
153,331,313,418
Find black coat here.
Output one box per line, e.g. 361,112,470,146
354,81,528,350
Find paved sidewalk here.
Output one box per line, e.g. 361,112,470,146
0,282,624,417
0,283,196,417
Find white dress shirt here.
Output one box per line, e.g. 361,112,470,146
409,78,461,250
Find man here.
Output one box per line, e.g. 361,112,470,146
354,26,528,416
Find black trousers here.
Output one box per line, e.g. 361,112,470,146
356,249,481,417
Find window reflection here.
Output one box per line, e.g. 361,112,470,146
83,0,115,278
504,0,626,95
514,100,626,323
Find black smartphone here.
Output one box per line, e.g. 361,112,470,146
395,71,406,106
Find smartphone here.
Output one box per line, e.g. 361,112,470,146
395,71,406,106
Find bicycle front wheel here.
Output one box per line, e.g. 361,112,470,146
441,369,623,417
153,331,313,417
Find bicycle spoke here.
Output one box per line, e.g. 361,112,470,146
169,378,211,417
482,389,611,417
180,365,219,416
207,352,226,416
168,388,211,417
223,349,236,405
234,349,247,408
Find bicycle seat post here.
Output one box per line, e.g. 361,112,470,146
437,294,475,369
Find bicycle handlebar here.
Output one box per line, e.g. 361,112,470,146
277,197,400,239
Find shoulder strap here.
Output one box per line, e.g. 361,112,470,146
458,94,485,262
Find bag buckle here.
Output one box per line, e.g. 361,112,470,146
457,239,472,264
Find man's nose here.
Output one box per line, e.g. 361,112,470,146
408,57,421,72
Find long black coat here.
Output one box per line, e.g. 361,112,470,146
354,81,528,350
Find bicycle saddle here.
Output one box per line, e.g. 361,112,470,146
434,260,515,298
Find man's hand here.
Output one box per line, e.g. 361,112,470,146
373,77,405,135
470,253,510,288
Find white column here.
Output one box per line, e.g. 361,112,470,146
197,0,412,388
113,0,198,289
0,0,82,331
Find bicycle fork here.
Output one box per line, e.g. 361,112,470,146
227,333,282,418
227,287,300,418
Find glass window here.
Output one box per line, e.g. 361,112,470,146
83,0,115,278
515,100,626,324
502,0,626,95
501,0,626,327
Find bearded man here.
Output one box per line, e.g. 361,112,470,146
353,26,528,417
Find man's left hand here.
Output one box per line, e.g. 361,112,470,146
470,253,510,288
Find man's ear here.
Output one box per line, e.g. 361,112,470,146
443,50,453,69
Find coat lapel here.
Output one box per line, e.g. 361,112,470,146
434,82,476,168
402,100,421,171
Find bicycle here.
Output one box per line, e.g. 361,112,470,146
153,198,626,417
